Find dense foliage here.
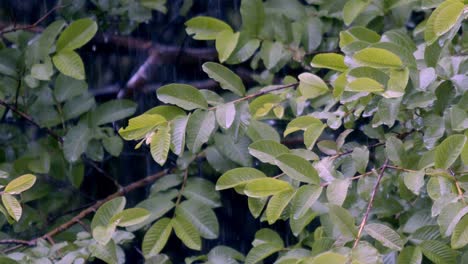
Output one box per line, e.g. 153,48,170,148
0,0,467,263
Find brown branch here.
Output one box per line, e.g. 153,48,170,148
0,5,64,36
0,239,33,246
0,169,170,247
353,159,389,248
0,99,63,143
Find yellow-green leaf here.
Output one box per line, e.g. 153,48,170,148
298,73,329,99
310,53,348,72
216,30,240,63
156,84,208,110
142,217,172,258
353,47,403,68
171,214,201,250
424,0,465,44
185,16,232,40
216,168,266,190
5,174,36,194
52,50,85,80
1,194,21,221
346,77,385,92
244,178,292,198
56,18,98,51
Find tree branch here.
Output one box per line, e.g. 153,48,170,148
0,169,170,247
353,159,389,248
0,99,63,144
0,5,64,36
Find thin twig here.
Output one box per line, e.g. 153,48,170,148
174,169,189,208
353,159,389,248
386,165,419,173
0,169,170,247
0,99,63,143
83,158,121,189
450,168,466,204
208,83,299,111
0,239,33,246
320,170,375,187
0,5,64,35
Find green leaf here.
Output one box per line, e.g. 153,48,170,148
420,240,456,264
185,16,232,40
275,153,320,184
385,136,405,166
298,73,329,99
186,110,216,153
240,0,264,37
266,189,294,224
311,252,347,264
364,223,404,250
284,116,323,137
109,208,150,227
89,240,118,264
304,122,326,150
31,61,53,81
182,177,221,208
145,105,186,120
171,214,202,250
248,140,290,165
150,124,171,166
102,136,123,157
54,73,88,102
141,0,168,13
328,204,357,238
92,100,137,126
215,102,236,129
5,174,36,194
343,0,370,26
170,116,189,156
202,62,245,96
245,243,282,264
118,114,166,141
435,134,467,169
424,0,465,44
248,197,268,219
214,134,252,167
1,194,21,221
216,30,240,63
352,147,369,174
397,246,422,264
177,200,219,239
403,171,425,195
127,197,175,232
437,203,468,237
208,246,245,263
451,214,468,249
310,53,348,72
216,168,266,190
247,119,281,142
52,50,85,80
326,179,350,206
290,210,317,236
291,184,322,219
244,178,292,198
157,84,208,110
260,40,290,70
63,124,91,163
56,18,98,51
384,68,409,98
142,217,172,258
91,197,126,230
353,47,403,68
253,228,284,247
226,36,260,64
346,77,385,92
63,93,96,120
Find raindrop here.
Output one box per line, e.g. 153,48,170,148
92,45,96,52
104,36,109,43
